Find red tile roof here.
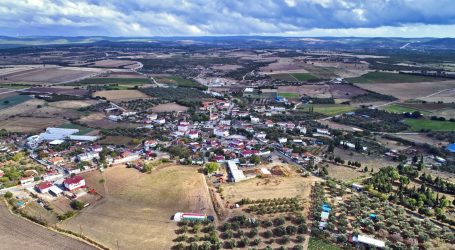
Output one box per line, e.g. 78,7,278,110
63,175,84,185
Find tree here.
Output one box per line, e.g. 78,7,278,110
204,162,219,174
4,191,12,199
250,154,261,164
70,200,85,210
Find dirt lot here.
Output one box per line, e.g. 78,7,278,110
151,102,189,113
325,163,368,182
0,116,67,133
78,112,138,129
0,201,95,250
92,90,149,102
60,165,214,250
356,80,455,100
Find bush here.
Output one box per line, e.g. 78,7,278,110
4,191,13,199
70,200,85,210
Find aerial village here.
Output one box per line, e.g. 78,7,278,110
0,45,454,250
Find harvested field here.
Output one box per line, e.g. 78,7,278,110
356,81,455,100
318,119,363,132
92,90,149,102
47,100,97,109
0,116,66,132
418,88,455,103
0,67,104,84
329,84,367,99
387,133,449,146
299,104,356,116
60,165,214,250
77,77,150,85
151,103,189,113
326,163,367,182
25,87,89,96
0,201,95,250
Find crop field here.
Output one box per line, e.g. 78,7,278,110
347,72,448,84
0,95,32,109
277,92,300,98
270,72,319,82
153,75,206,89
0,67,103,84
60,165,214,250
382,104,431,114
92,89,149,101
77,77,150,85
356,80,455,100
403,118,455,131
299,104,356,116
308,237,340,250
0,202,95,250
89,59,139,68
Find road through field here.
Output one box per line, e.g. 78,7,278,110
0,201,96,250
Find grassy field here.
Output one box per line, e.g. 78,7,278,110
60,165,214,250
278,92,300,98
58,123,94,135
154,75,206,89
308,237,341,250
270,73,319,82
347,72,448,84
0,95,32,110
77,77,150,85
403,118,455,131
382,104,431,115
299,104,356,116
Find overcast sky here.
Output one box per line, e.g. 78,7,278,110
1,0,455,37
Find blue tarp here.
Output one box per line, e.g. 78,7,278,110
447,144,455,153
322,203,331,212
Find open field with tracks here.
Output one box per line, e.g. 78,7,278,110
92,89,149,102
60,165,214,250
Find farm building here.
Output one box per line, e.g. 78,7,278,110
63,176,85,191
173,212,214,222
27,127,98,148
226,160,246,182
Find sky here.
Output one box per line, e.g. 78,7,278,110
1,0,455,37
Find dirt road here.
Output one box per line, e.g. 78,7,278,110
0,201,96,250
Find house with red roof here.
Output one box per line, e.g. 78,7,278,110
36,181,53,193
63,175,85,191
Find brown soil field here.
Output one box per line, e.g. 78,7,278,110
329,84,367,98
389,133,449,146
318,119,363,132
104,71,147,78
0,201,95,250
222,174,317,205
0,116,67,132
0,67,104,84
326,163,368,182
0,99,80,121
60,165,214,250
151,102,189,113
48,100,97,109
92,90,149,102
312,61,369,78
400,102,455,111
355,81,455,100
418,88,455,103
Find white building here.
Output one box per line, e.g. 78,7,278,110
226,160,246,182
77,152,99,162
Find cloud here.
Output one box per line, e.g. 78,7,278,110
0,0,454,36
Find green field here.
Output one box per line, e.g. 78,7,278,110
308,237,341,250
77,77,150,85
270,72,319,82
347,72,448,84
278,92,300,98
0,95,32,110
58,123,94,135
154,75,206,90
403,118,455,131
300,104,356,116
383,104,431,115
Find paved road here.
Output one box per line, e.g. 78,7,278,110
0,201,96,250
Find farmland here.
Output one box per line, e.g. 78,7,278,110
77,77,150,85
92,89,149,102
0,202,95,250
299,104,356,116
347,72,448,84
153,75,206,89
0,95,32,109
151,103,189,113
0,67,104,84
270,72,319,82
403,118,455,131
277,92,300,99
308,237,340,250
0,116,67,133
60,165,214,250
382,104,431,115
